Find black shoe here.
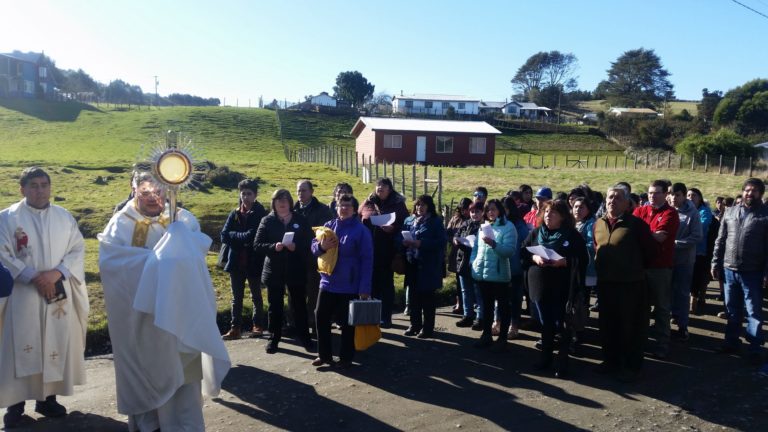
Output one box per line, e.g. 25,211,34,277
534,339,543,350
265,340,278,354
470,320,483,331
379,321,392,329
554,367,569,379
3,412,35,429
35,396,67,418
673,328,689,341
403,327,420,337
455,317,474,328
474,337,493,348
490,340,507,353
416,330,433,339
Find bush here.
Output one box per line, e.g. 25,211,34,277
675,129,756,158
206,166,245,189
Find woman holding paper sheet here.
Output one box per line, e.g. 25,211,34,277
254,189,314,354
470,199,517,352
521,200,587,378
311,194,373,368
402,195,447,339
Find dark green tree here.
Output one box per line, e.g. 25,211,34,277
332,71,374,108
697,88,723,123
602,48,673,108
713,79,768,134
511,51,578,103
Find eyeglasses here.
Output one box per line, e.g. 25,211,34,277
473,192,485,198
137,190,163,199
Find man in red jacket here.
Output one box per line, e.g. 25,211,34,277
633,180,680,359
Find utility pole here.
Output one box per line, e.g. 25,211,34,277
153,76,159,107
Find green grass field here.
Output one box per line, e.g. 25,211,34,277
0,99,750,350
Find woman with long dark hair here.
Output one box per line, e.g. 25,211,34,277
686,187,715,315
470,199,517,352
447,198,472,315
521,200,587,378
402,195,447,338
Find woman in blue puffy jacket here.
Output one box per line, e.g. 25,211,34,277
470,198,517,352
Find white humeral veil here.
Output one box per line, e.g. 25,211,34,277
98,203,230,417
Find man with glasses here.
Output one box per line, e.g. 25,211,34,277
472,186,488,205
0,167,88,428
98,171,230,431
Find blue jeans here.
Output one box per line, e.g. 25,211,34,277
671,263,694,329
723,269,764,352
459,274,476,319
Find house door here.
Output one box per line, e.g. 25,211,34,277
416,136,426,162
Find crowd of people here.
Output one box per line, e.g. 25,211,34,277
219,175,768,384
0,165,766,429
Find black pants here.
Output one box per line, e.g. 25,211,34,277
535,295,570,367
409,290,436,333
690,254,710,303
479,281,511,342
598,280,648,371
267,282,309,344
315,290,356,363
371,266,395,325
229,271,263,328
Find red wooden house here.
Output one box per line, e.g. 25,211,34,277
350,117,501,167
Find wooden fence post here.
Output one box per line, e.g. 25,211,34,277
528,154,532,168
503,154,507,168
553,154,557,167
614,155,618,169
586,155,590,168
704,154,708,172
401,164,406,197
383,160,387,179
423,166,428,195
624,156,628,170
749,157,753,177
634,155,638,170
541,155,544,168
412,165,417,200
375,159,379,179
645,152,649,170
438,169,443,210
719,155,723,174
604,156,608,169
691,153,696,170
667,152,671,169
733,156,738,175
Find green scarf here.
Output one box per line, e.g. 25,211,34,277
536,224,566,250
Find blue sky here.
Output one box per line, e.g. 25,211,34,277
2,0,767,105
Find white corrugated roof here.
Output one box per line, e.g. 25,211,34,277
351,117,501,135
755,142,768,148
393,93,480,102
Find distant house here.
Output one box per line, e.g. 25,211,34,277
351,117,501,167
608,107,658,118
502,101,551,119
310,91,337,107
755,142,768,161
392,93,480,116
0,52,56,99
478,101,506,115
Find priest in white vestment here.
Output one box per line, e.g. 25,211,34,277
98,172,230,432
0,167,88,428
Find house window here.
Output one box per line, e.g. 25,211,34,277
442,102,450,109
405,100,413,108
424,101,433,109
39,67,47,79
24,81,34,94
436,136,453,153
469,137,487,154
458,102,466,109
383,134,402,149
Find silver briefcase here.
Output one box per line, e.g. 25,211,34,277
348,299,382,326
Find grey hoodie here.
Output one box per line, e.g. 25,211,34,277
674,199,702,266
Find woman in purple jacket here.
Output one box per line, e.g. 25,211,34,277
311,194,374,368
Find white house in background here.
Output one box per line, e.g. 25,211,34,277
310,92,337,107
502,101,552,119
478,101,507,115
392,93,480,116
607,107,657,118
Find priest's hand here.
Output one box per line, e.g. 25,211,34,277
32,270,62,301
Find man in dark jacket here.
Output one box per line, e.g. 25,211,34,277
221,179,267,340
712,178,768,363
294,180,334,334
594,184,656,382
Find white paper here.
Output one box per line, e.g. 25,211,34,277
281,232,295,245
370,212,396,227
480,223,495,241
401,231,414,242
458,234,476,248
526,245,564,261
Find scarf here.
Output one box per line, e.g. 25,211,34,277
536,224,566,250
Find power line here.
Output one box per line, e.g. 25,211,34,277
730,0,768,20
